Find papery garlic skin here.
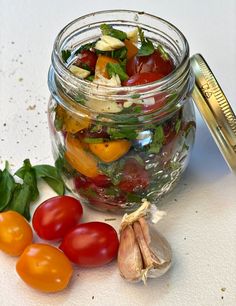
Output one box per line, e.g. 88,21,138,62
117,225,143,282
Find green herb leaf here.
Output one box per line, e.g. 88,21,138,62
106,62,128,81
148,125,164,153
61,50,71,63
126,192,143,203
0,161,16,211
75,41,97,54
54,116,64,131
108,127,138,140
83,138,106,144
98,160,125,185
74,93,86,105
33,165,65,195
137,27,155,57
175,119,181,134
111,47,127,60
86,75,95,82
157,45,169,61
8,183,32,220
137,39,155,56
100,24,127,41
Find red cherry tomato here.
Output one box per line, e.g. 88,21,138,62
60,222,119,267
89,174,111,187
32,196,83,241
75,50,98,72
123,72,164,86
118,158,149,193
126,50,174,77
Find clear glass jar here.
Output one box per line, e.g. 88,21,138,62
47,10,196,213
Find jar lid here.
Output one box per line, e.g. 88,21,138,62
191,54,236,173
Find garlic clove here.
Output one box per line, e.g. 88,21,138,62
133,220,172,283
117,225,143,282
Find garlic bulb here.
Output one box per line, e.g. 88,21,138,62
117,200,172,283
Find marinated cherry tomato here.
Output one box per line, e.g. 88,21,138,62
60,222,119,267
126,50,174,77
118,158,149,193
16,243,73,293
123,72,164,86
89,174,111,187
65,133,100,177
32,196,83,241
89,140,131,163
95,55,118,78
75,50,98,72
124,39,138,59
0,211,33,256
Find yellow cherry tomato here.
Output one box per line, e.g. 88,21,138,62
0,211,33,256
16,243,73,293
95,55,118,79
89,140,131,163
124,39,138,59
65,133,100,177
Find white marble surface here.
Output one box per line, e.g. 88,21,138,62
0,0,236,305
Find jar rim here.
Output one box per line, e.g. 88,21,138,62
49,10,192,121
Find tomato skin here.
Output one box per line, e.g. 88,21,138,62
118,158,149,193
60,222,119,267
0,211,33,256
32,196,83,241
16,243,73,293
89,174,111,188
75,50,98,72
123,72,164,86
126,50,174,77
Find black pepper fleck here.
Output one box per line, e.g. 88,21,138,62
3,123,6,126
92,296,94,300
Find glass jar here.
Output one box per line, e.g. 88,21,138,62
47,10,196,213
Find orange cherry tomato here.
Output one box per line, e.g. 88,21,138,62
95,55,118,79
16,243,73,293
89,140,131,163
124,39,138,59
65,133,100,177
0,211,33,256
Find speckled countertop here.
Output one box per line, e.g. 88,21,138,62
0,1,236,305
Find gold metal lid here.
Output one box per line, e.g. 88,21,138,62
191,54,236,172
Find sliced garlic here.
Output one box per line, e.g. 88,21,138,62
69,65,90,79
117,225,143,282
95,35,125,51
127,27,139,43
93,74,121,87
85,98,123,113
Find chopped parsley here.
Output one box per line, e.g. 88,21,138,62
137,27,155,57
61,50,71,62
106,62,128,81
100,24,127,41
148,125,164,153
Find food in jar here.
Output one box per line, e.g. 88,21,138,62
50,23,196,212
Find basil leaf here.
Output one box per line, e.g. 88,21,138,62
0,161,16,211
61,50,71,63
86,75,95,82
175,119,181,134
33,165,65,195
148,125,164,153
9,183,32,220
106,63,128,81
100,24,127,41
